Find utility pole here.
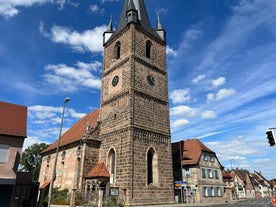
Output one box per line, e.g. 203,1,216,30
48,97,70,207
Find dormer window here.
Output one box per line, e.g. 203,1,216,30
146,40,152,59
114,41,121,59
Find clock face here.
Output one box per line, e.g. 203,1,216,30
147,75,155,86
112,75,119,87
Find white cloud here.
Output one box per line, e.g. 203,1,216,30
155,8,168,16
0,0,74,18
99,0,119,3
40,23,106,53
198,131,225,139
22,136,49,150
207,88,236,101
201,110,216,119
170,105,198,117
211,77,226,88
89,4,105,15
179,25,203,53
169,88,190,104
171,119,189,129
43,61,102,92
28,105,86,125
192,74,206,84
204,136,276,178
206,139,259,158
198,0,276,71
166,46,177,57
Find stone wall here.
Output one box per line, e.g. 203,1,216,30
99,24,174,205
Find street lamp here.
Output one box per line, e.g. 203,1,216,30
48,97,70,207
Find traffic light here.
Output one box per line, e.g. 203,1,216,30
266,130,275,146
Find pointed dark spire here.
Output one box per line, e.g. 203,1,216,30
126,0,138,24
104,0,166,44
103,15,114,45
117,0,160,39
128,0,135,11
106,15,113,32
155,14,166,42
156,14,164,30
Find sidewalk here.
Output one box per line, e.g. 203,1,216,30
134,200,237,207
51,200,237,207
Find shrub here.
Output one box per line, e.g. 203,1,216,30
51,187,70,205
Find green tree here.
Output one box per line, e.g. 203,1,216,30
20,142,49,182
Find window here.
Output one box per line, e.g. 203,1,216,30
0,144,9,163
202,187,207,197
107,148,116,184
147,149,153,184
208,187,213,197
147,147,158,185
202,168,206,178
62,151,66,161
208,169,214,178
214,187,218,196
146,40,152,59
184,168,192,177
219,187,223,196
114,41,121,59
214,170,219,179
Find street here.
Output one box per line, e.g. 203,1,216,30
184,198,273,207
134,198,275,207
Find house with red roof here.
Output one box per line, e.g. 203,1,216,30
172,139,225,204
252,171,272,198
0,101,27,207
231,169,255,199
222,170,236,200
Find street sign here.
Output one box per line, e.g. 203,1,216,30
174,181,187,187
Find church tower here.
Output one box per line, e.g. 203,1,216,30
99,0,174,205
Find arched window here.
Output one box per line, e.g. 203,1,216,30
146,40,152,59
107,148,116,184
114,41,121,59
147,147,158,185
147,149,153,184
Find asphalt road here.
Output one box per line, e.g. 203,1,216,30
134,198,275,207
185,198,274,207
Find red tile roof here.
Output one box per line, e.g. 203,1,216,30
86,160,110,178
233,169,248,181
222,170,235,180
180,139,215,165
0,101,27,137
43,109,99,153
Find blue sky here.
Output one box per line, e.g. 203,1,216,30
1,0,276,179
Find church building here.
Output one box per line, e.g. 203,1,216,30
38,0,175,206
